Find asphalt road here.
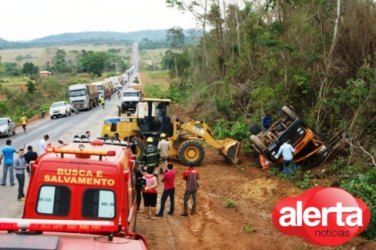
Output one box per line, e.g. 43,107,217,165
0,96,119,218
0,42,139,218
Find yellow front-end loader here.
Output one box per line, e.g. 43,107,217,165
100,98,240,166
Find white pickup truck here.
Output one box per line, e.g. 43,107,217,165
49,101,72,119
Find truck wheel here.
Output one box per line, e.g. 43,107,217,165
178,140,205,166
250,135,267,152
131,138,145,161
249,123,262,135
282,105,298,120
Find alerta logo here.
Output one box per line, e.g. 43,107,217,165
272,187,370,246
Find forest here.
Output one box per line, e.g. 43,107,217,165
160,0,376,239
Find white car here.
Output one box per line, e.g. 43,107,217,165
49,101,72,119
0,117,16,137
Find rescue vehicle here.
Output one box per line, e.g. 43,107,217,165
0,138,147,249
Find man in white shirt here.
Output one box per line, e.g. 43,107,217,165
157,133,169,174
39,134,50,155
276,139,297,175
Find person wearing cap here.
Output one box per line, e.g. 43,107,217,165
157,133,169,174
14,148,26,200
143,137,159,174
181,162,200,216
20,112,28,133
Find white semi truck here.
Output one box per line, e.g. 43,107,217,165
68,84,99,111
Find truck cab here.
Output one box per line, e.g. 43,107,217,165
69,84,99,110
0,139,147,249
121,88,142,112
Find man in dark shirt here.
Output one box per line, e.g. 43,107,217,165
143,137,159,173
24,146,38,177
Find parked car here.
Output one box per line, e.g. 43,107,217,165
49,101,72,119
0,117,16,137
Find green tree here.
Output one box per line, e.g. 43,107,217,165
22,62,39,76
52,49,68,73
167,27,185,49
79,51,107,76
26,80,36,94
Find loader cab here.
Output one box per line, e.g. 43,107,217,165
136,98,173,138
101,98,173,141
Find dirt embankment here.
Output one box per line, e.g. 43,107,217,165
136,149,375,250
135,72,375,250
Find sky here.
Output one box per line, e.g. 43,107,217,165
1,0,197,41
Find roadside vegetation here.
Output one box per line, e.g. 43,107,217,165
160,0,375,239
0,0,375,240
0,46,129,121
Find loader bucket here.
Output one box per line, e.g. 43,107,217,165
222,139,241,164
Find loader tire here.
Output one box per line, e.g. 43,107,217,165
250,135,267,152
178,140,205,166
132,137,145,161
282,105,297,120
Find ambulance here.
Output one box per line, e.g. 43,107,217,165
0,138,147,249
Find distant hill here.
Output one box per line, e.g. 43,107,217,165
31,30,168,44
0,30,199,50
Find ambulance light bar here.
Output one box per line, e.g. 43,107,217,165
0,218,116,233
46,147,116,157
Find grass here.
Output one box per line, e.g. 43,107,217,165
139,48,167,70
224,198,236,208
141,70,170,91
0,44,131,68
243,224,256,234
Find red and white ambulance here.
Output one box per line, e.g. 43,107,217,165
0,139,147,249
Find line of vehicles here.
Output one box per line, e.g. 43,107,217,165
0,56,330,249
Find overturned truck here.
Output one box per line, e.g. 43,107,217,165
250,106,328,170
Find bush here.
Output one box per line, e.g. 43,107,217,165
224,198,236,208
243,224,256,234
341,168,376,240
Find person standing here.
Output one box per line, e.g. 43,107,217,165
262,114,272,130
100,96,105,109
39,134,50,155
143,137,159,174
85,131,91,140
135,161,145,212
276,139,297,175
0,139,17,186
181,163,200,216
24,146,38,177
157,133,169,174
20,113,28,133
142,167,158,219
14,148,26,200
156,163,176,217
